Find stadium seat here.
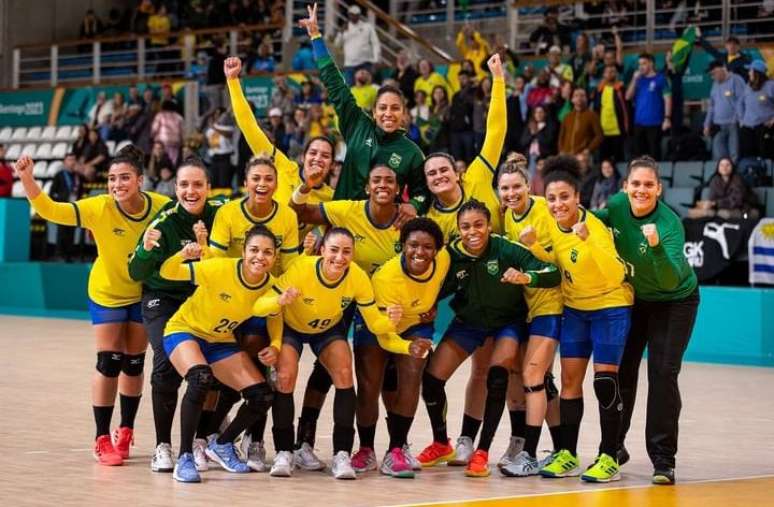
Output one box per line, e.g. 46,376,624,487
11,127,28,141
32,161,48,178
657,161,674,187
700,187,711,200
54,126,72,140
115,139,132,153
672,161,704,188
753,187,767,210
21,144,37,157
26,126,42,141
5,144,21,159
42,180,53,195
41,126,57,141
46,160,64,177
767,190,774,216
11,181,25,198
703,160,717,182
662,187,695,218
35,143,52,158
0,127,12,142
51,143,68,158
106,140,116,157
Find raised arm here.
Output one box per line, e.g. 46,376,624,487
478,54,507,168
159,248,198,282
14,156,78,226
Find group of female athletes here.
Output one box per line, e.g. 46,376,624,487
13,3,699,488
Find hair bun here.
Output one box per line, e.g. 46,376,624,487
542,155,581,179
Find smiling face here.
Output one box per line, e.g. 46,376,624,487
175,165,210,215
424,156,459,197
302,139,333,182
498,171,530,214
243,234,276,278
107,162,142,204
374,91,403,133
418,60,431,77
545,180,580,227
624,166,661,217
601,160,615,179
403,230,438,275
458,208,490,255
366,166,399,205
717,158,733,178
244,163,277,207
320,232,354,279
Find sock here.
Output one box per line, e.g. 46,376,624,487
549,425,561,452
559,398,584,456
477,366,509,452
460,414,482,440
196,410,214,439
296,406,320,448
151,387,177,445
217,385,271,445
119,394,141,429
524,425,542,457
422,371,448,444
272,392,295,451
333,388,356,454
94,405,114,438
387,412,414,450
179,397,204,456
208,386,241,435
509,409,526,438
594,372,623,458
357,423,376,450
247,411,267,442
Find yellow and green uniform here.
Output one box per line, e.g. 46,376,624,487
29,191,169,307
426,75,506,242
208,197,299,274
414,72,452,106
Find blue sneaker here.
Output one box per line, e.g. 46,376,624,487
205,439,250,473
173,453,201,483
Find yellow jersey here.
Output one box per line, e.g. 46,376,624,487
319,200,401,275
503,196,563,320
161,256,281,347
208,197,299,274
30,191,169,307
425,76,506,242
253,255,395,336
533,208,633,311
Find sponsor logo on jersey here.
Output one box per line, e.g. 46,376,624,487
180,239,192,247
388,153,402,169
353,233,367,243
456,270,468,280
147,299,160,309
411,299,420,307
570,248,578,263
303,297,315,305
219,293,232,302
486,259,499,275
113,227,126,236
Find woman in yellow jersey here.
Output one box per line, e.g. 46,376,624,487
369,217,448,478
13,148,169,466
520,155,634,483
496,158,563,476
252,228,400,480
421,53,506,467
158,225,281,483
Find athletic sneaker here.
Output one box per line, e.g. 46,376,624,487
416,440,455,467
539,449,580,478
192,438,209,472
112,427,134,459
351,447,377,473
94,435,123,466
652,467,676,485
173,453,201,483
581,453,620,483
331,451,357,480
205,440,250,473
617,445,630,466
151,443,174,473
500,451,540,477
465,449,490,477
270,451,294,477
537,452,555,470
380,448,415,478
448,436,474,466
294,442,326,471
239,433,267,472
497,436,525,468
402,444,422,471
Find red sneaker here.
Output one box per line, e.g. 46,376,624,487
112,427,134,459
416,440,455,467
94,435,123,466
465,449,490,477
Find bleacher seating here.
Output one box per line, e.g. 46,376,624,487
662,187,695,218
5,144,21,159
41,126,56,141
46,161,63,178
32,161,48,178
21,144,37,157
26,127,42,140
10,128,27,141
673,161,705,188
54,126,72,141
51,143,68,159
658,161,674,187
0,127,12,143
35,143,52,159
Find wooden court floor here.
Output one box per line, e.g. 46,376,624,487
2,315,773,507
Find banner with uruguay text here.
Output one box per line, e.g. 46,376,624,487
749,218,774,286
0,89,55,127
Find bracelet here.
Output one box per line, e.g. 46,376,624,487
292,186,310,205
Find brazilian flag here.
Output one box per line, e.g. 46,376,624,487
671,26,697,75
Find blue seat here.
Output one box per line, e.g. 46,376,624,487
703,160,717,182
753,188,768,211
673,161,705,188
767,189,774,217
662,187,695,218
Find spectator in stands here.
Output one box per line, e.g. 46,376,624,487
410,90,430,148
472,76,491,150
143,141,174,191
739,60,774,160
559,87,603,156
414,59,451,106
250,40,276,73
132,0,155,33
222,1,241,26
447,69,477,164
527,68,557,110
188,51,209,85
351,68,379,110
0,145,12,197
151,100,184,165
703,60,745,163
142,87,158,114
555,80,574,123
292,41,316,71
271,76,297,117
295,80,322,108
505,75,529,154
238,0,270,25
593,63,629,163
530,155,548,195
333,5,381,85
697,32,752,82
426,85,450,151
520,105,558,171
589,159,621,210
79,9,103,40
602,0,629,28
569,33,592,89
547,45,574,87
576,150,597,208
160,83,183,115
456,24,490,81
124,103,152,153
627,52,672,159
127,85,143,106
148,4,172,73
589,28,624,91
266,107,288,153
102,8,125,39
205,113,235,189
287,106,311,159
88,92,113,129
395,51,418,108
71,124,89,160
529,7,570,55
203,39,228,118
154,166,176,198
689,157,759,219
49,153,84,260
80,128,109,179
109,92,127,124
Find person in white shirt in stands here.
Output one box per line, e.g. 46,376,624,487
205,113,236,191
333,5,381,85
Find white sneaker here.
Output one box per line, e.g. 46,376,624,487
270,450,294,477
243,438,268,473
294,442,326,471
192,438,209,471
151,443,174,473
498,436,525,468
332,451,356,480
402,444,422,471
448,436,474,466
500,450,540,477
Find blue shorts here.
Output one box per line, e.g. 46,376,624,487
560,306,631,365
529,315,562,340
89,299,143,325
284,320,348,357
442,318,528,355
163,332,240,364
236,316,267,337
353,310,434,348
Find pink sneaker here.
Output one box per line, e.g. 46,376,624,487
351,447,377,473
380,448,415,478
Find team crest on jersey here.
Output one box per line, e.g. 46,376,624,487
113,227,126,237
341,297,353,308
353,233,366,243
639,242,648,255
486,260,499,275
275,235,283,247
365,138,374,147
612,227,621,237
570,248,578,263
219,293,232,302
388,153,402,169
394,241,402,253
411,299,420,307
303,297,314,305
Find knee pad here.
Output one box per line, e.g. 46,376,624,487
486,366,509,401
421,370,446,402
307,360,333,394
184,365,215,405
382,358,398,393
545,372,559,401
242,383,274,415
121,352,146,376
593,372,622,411
96,351,123,378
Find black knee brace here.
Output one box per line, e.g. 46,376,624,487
545,372,559,401
307,359,333,394
593,372,622,411
183,365,214,405
486,366,509,402
241,383,274,415
382,357,398,392
96,351,123,377
421,370,446,402
523,382,545,394
121,352,146,376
